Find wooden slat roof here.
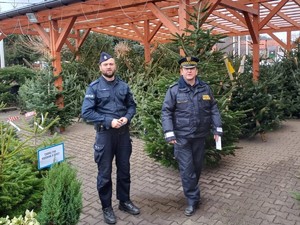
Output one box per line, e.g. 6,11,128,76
0,0,300,44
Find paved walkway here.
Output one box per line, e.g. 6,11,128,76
1,111,300,224
62,119,300,225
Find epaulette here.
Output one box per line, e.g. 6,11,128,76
198,79,209,87
169,82,178,88
89,79,99,87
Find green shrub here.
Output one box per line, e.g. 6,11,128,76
60,61,98,118
18,68,74,130
0,115,61,217
0,65,36,106
229,59,285,138
274,50,300,118
37,162,82,225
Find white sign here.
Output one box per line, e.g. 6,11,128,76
37,143,65,170
216,136,222,150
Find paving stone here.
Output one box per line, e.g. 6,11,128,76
3,111,300,225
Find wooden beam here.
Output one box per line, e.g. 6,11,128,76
73,8,178,30
147,2,180,35
49,20,64,109
262,1,300,28
259,0,288,30
32,23,50,48
92,28,142,42
266,32,287,50
55,16,77,52
144,20,151,63
129,22,143,41
148,22,163,42
294,0,300,7
37,0,158,22
243,12,259,44
287,30,291,51
252,3,260,81
65,39,76,53
210,20,239,34
220,0,258,15
199,0,221,27
212,10,247,28
76,28,91,49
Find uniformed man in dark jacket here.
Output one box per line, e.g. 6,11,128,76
161,56,223,216
81,52,140,224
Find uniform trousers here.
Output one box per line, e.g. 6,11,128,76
174,137,206,206
93,126,132,209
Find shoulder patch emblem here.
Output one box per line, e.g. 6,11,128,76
202,95,211,100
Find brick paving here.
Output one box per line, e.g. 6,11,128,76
1,110,300,225
62,119,300,225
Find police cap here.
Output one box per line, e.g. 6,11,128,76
99,52,112,64
178,56,199,68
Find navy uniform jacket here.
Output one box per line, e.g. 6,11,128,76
81,75,136,129
161,76,222,142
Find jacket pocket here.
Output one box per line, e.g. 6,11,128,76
94,144,105,163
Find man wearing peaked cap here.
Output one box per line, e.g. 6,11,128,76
178,56,199,68
81,52,140,224
99,52,112,64
161,55,223,216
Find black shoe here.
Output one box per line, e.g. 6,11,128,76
119,200,140,215
184,204,198,216
103,206,116,224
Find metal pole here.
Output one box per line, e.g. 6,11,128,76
0,40,5,68
238,36,241,56
246,35,249,55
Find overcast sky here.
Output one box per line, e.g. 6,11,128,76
0,0,43,12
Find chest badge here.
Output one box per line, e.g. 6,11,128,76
202,95,211,100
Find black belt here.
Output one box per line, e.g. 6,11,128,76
95,124,108,132
95,124,128,132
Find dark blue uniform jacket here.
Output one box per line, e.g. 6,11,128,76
81,75,136,129
161,76,222,142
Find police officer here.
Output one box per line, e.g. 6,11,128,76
161,56,222,216
81,52,140,224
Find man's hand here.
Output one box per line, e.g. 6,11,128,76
168,139,177,144
118,117,128,126
214,134,220,141
111,117,128,129
111,119,123,128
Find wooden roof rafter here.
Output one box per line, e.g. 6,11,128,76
0,0,300,43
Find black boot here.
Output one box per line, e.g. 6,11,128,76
184,201,200,216
103,206,116,224
119,200,140,215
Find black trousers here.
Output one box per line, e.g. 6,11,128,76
94,126,132,209
174,137,206,206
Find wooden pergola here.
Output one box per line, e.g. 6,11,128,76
0,0,300,89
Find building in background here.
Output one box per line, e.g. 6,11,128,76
216,32,300,63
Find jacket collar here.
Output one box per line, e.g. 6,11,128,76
178,75,202,89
